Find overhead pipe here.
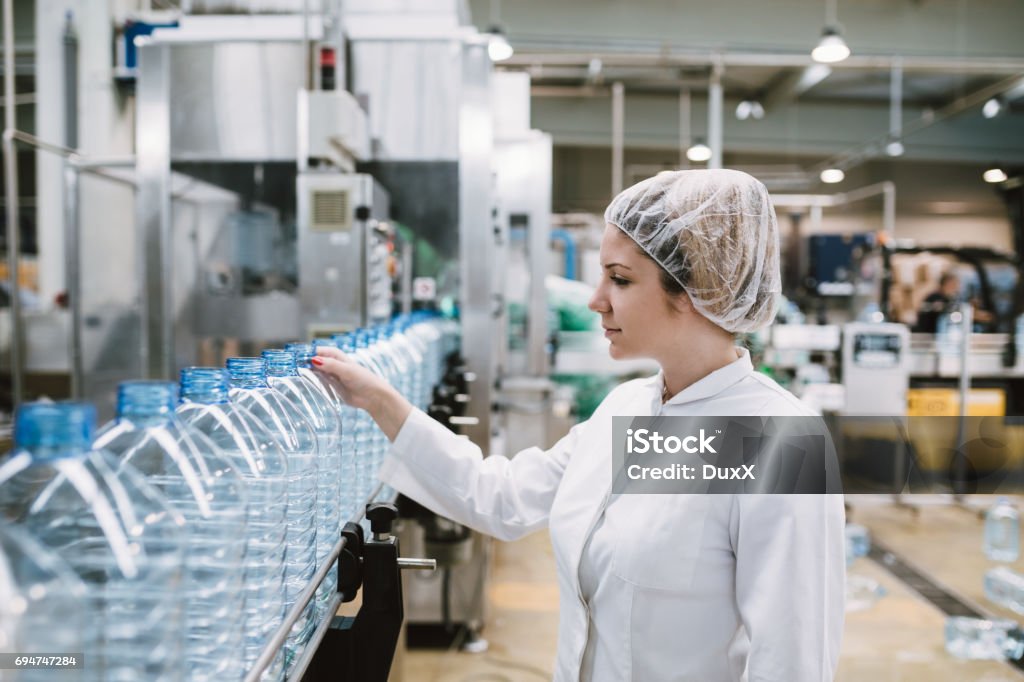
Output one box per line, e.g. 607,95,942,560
502,45,1024,74
678,88,690,169
611,81,624,195
707,61,723,169
771,180,897,237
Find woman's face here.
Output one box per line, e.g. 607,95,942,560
588,224,685,360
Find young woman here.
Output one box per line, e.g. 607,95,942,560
313,169,845,681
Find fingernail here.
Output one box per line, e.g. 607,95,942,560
311,357,324,366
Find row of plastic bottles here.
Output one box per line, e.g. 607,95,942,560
945,497,1024,661
0,312,459,682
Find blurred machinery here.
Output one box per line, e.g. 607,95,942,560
296,171,394,337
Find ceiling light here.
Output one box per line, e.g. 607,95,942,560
885,141,904,157
820,168,845,184
736,100,765,121
982,98,1003,119
812,27,850,64
686,141,712,163
983,168,1008,184
487,28,513,62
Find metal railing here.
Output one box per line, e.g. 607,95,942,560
243,481,392,682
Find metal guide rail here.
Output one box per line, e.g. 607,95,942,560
243,483,436,682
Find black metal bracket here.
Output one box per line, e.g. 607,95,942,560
304,505,405,682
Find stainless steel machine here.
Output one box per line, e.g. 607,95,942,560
296,171,392,337
841,322,910,415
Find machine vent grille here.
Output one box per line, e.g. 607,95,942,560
312,189,350,231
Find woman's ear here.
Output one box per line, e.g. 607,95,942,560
669,291,695,316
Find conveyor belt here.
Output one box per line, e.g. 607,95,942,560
869,539,1024,673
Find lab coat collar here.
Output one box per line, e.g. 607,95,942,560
652,346,754,408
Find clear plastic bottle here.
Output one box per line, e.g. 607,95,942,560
845,524,871,567
0,402,186,682
845,574,886,612
263,348,341,626
945,616,1024,660
177,367,288,682
94,380,249,682
985,497,1020,562
0,524,88,682
289,341,357,523
984,566,1024,615
226,356,318,671
335,333,384,503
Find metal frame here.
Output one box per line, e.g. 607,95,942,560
135,39,173,379
458,38,495,448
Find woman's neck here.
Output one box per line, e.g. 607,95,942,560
660,332,738,400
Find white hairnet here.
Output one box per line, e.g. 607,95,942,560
604,169,781,333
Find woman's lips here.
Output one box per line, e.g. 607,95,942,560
604,327,621,338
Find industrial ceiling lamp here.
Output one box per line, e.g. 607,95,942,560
487,28,513,62
687,140,713,163
486,0,513,62
820,168,845,184
984,168,1008,184
812,0,851,64
735,100,765,120
982,97,1004,119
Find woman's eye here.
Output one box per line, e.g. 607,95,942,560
610,275,630,287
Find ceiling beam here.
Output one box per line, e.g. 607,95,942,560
762,64,833,111
504,48,1024,75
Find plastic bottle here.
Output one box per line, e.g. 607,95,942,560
94,380,249,682
0,402,186,682
226,356,318,670
263,348,341,626
289,341,357,523
985,497,1020,562
985,566,1024,615
845,574,886,612
945,616,1024,660
845,524,871,567
177,367,288,681
0,524,88,682
335,333,384,503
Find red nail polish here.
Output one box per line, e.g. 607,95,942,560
311,357,324,366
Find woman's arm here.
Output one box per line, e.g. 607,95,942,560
313,346,577,541
732,494,846,681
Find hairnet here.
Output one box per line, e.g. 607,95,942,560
604,169,781,333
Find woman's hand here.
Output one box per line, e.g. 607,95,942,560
312,346,413,441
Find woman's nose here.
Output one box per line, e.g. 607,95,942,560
588,286,608,313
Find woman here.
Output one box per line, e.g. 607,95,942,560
313,169,846,681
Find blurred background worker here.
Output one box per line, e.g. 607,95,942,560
915,272,961,333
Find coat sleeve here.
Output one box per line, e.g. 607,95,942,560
732,493,846,681
377,408,579,542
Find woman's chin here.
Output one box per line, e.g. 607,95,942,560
607,342,631,360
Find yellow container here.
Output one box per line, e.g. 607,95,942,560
907,388,1005,417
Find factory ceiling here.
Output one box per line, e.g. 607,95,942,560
467,0,1024,177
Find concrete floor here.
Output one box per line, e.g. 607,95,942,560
395,496,1024,681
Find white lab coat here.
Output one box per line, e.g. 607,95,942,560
379,348,845,681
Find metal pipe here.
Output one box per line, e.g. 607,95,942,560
708,61,723,169
954,303,973,497
63,11,78,150
889,57,902,144
503,47,1024,74
678,88,690,168
3,0,23,406
611,81,624,195
63,165,82,399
